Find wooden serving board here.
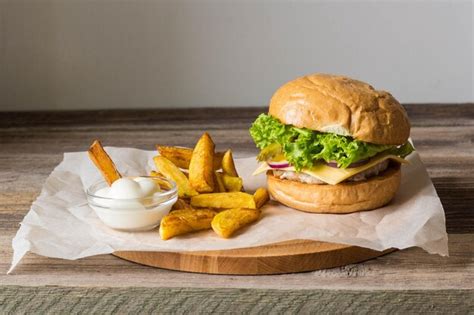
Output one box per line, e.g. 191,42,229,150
114,240,393,275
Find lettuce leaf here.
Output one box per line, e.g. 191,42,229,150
249,113,414,170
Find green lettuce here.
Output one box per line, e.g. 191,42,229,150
249,113,414,170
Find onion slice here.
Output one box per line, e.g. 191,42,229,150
268,161,290,169
326,159,370,169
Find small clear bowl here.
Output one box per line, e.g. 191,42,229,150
86,176,178,232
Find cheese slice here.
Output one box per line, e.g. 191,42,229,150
252,154,408,185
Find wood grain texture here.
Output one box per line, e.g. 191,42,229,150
1,286,473,314
1,234,472,290
114,241,394,275
0,104,473,293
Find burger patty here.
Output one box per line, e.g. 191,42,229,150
273,160,390,185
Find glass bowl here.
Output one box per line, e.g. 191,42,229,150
86,176,178,231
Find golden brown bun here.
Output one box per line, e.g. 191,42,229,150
269,74,410,145
267,165,401,214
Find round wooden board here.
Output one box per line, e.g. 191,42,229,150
114,240,394,275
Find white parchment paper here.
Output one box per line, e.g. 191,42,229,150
9,148,448,273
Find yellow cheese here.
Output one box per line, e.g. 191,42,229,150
252,154,408,185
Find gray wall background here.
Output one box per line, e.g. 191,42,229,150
0,0,472,111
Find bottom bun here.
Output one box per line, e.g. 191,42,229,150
267,164,401,214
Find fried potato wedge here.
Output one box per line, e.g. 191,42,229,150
189,133,215,193
160,208,216,240
88,140,121,186
156,146,191,169
150,170,177,190
222,149,239,177
253,187,270,209
153,156,198,198
211,208,261,238
191,192,256,209
171,198,192,211
156,145,224,170
150,170,161,177
222,174,243,192
214,172,226,193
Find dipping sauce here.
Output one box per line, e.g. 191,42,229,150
87,176,178,231
95,177,162,209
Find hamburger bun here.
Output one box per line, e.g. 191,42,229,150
267,164,401,214
269,73,410,145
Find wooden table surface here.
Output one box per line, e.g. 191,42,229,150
1,104,473,313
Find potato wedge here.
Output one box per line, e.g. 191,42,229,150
171,198,192,211
160,208,216,240
150,170,176,190
191,192,256,209
153,156,198,198
156,145,224,170
189,133,215,193
150,170,161,177
222,174,243,192
253,187,270,209
214,172,226,192
88,140,121,186
211,208,261,238
222,149,238,177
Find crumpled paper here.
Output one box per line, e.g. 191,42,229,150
9,147,448,273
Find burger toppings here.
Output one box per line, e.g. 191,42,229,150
273,170,326,185
325,159,370,169
252,152,408,185
250,113,414,171
274,159,390,185
267,161,291,169
348,159,390,182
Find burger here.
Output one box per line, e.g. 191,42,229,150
249,74,414,214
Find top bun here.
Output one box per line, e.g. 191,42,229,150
268,74,410,145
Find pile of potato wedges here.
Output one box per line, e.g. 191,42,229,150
153,133,270,240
